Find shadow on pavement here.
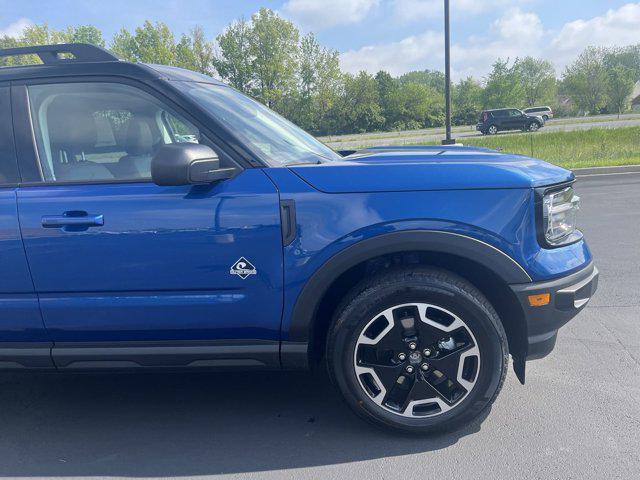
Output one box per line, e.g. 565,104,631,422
0,370,487,476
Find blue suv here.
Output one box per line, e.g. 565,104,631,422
0,44,598,434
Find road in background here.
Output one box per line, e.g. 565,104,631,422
321,113,640,150
0,174,638,479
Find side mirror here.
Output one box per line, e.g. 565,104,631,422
151,143,236,186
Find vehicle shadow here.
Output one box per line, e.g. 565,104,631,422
0,370,487,476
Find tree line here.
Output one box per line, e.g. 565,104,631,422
1,8,639,136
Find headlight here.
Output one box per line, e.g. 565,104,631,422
542,186,581,246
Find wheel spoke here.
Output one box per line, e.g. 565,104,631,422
354,302,481,418
371,364,406,393
426,344,478,403
404,376,440,406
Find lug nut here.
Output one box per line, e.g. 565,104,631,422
405,365,414,373
408,342,417,350
398,353,407,361
423,348,432,357
421,363,429,371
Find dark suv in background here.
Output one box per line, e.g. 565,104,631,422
477,108,544,135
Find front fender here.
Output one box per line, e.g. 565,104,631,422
282,227,532,368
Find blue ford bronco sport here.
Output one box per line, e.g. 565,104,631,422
0,44,598,434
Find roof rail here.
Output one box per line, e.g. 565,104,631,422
0,43,119,65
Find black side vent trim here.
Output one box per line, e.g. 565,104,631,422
280,199,297,247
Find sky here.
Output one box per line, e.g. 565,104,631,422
1,1,639,79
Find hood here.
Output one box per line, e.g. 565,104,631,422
289,146,573,193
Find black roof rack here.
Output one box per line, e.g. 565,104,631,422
0,43,118,65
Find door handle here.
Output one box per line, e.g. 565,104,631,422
42,211,104,228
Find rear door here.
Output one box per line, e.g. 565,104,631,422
13,79,284,369
0,83,53,368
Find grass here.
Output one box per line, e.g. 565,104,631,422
319,113,640,144
409,126,640,169
547,113,640,127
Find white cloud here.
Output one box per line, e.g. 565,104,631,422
341,3,640,80
0,18,33,38
281,0,379,31
551,2,640,64
341,30,443,76
492,8,543,41
341,8,543,78
392,0,531,23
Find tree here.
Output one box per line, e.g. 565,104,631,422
482,59,523,109
0,36,22,66
249,8,299,109
375,71,398,130
398,69,445,93
513,57,557,107
453,77,483,125
604,45,640,80
65,25,105,47
329,72,384,134
0,24,105,66
2,14,636,134
111,21,177,65
213,18,254,93
288,33,341,133
176,26,214,75
607,65,635,116
386,82,443,129
562,47,609,115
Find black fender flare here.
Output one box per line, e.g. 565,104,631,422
285,230,532,358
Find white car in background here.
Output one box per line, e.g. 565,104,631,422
523,106,554,121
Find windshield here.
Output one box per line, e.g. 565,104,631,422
176,81,341,166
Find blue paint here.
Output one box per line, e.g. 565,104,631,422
290,148,574,192
16,170,283,342
0,59,594,354
0,189,51,342
263,167,591,340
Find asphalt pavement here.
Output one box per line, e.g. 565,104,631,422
0,173,638,479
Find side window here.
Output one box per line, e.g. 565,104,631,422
27,82,201,182
509,109,521,117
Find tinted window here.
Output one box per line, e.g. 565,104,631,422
0,86,19,184
27,83,200,182
493,110,508,118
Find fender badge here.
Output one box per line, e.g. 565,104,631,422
230,257,257,279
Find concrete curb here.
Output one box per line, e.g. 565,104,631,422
572,165,640,176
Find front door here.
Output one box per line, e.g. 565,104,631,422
506,109,525,130
14,81,283,368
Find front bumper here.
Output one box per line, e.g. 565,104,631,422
510,262,599,361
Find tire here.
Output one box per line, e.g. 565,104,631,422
528,122,540,132
327,268,508,434
542,115,549,121
487,124,498,135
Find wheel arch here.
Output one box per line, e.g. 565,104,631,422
284,230,531,372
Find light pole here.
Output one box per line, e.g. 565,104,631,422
442,0,455,145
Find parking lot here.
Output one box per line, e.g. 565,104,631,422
0,172,638,480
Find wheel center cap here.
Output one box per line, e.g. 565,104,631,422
408,351,422,364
